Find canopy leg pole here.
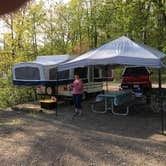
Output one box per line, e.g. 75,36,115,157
106,65,109,92
54,68,59,97
158,69,164,135
106,80,108,92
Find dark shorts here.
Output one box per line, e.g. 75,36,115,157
73,94,82,109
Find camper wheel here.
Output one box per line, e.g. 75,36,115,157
46,87,52,95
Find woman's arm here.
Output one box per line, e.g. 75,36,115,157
77,80,83,90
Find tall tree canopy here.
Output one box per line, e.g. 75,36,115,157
1,0,166,56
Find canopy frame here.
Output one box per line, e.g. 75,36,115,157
58,36,166,135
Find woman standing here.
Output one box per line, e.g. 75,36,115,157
71,74,83,117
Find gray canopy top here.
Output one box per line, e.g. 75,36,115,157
58,36,166,71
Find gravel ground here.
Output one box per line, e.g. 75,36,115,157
0,99,166,166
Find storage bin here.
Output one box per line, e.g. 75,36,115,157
39,99,57,110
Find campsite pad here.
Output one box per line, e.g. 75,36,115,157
0,99,166,166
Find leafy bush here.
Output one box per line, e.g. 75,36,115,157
0,79,35,108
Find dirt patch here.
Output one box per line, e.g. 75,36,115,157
0,99,166,166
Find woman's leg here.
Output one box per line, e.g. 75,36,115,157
73,94,78,112
72,94,82,117
77,94,82,115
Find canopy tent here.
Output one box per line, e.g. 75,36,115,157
58,36,166,135
58,36,166,71
13,55,70,86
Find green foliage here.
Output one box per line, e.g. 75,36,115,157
0,78,35,108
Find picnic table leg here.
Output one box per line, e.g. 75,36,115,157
112,100,129,116
91,99,107,114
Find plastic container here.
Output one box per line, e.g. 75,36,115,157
39,99,57,109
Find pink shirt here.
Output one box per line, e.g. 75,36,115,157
72,79,83,94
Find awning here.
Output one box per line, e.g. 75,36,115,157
58,36,166,71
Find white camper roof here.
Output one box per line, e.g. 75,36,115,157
14,55,70,67
35,55,70,65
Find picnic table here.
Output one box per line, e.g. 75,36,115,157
91,90,134,115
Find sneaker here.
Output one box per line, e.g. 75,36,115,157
78,109,83,116
72,111,79,119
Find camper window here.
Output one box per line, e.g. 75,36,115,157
15,67,40,80
74,67,87,79
58,70,70,80
102,67,107,78
49,68,57,80
101,66,113,81
94,68,99,78
94,67,101,82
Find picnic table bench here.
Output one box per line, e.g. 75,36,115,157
91,90,135,116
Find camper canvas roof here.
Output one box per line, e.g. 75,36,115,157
35,55,70,66
12,55,75,86
13,55,71,67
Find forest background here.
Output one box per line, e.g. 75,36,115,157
0,0,166,108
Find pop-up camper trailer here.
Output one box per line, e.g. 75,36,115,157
12,55,113,98
12,55,71,86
